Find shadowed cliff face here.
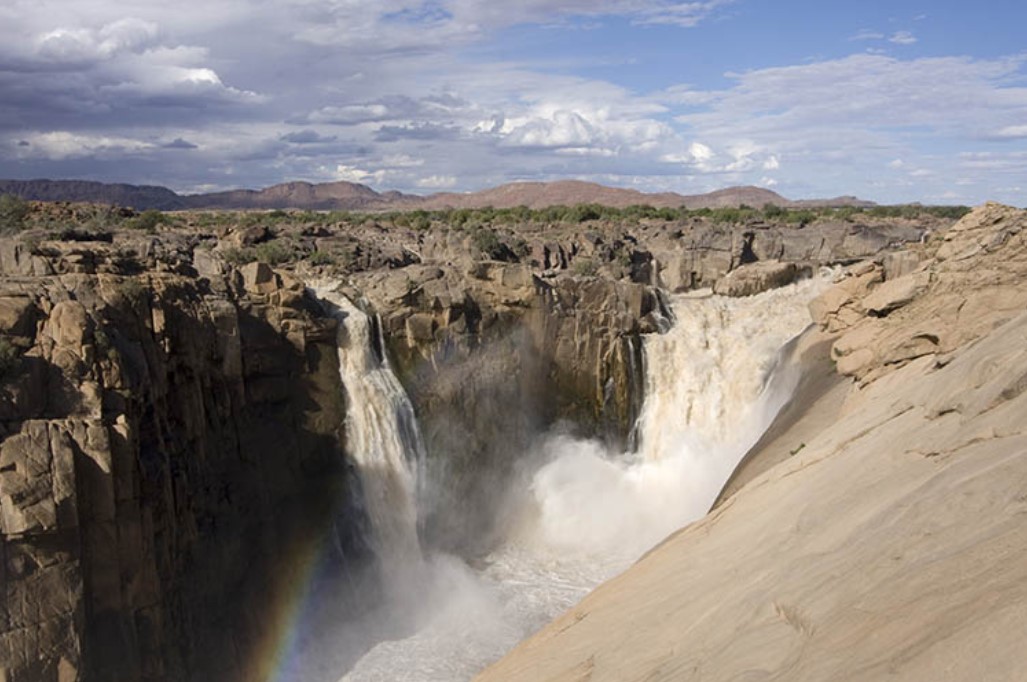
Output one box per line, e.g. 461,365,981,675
354,263,665,555
0,240,374,682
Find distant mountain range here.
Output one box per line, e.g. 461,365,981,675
0,178,875,212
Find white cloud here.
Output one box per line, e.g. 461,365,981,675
15,131,156,159
35,18,160,62
674,54,1027,149
0,0,1023,204
665,53,1027,201
334,163,386,185
993,124,1027,139
416,174,458,188
381,154,424,168
501,110,598,147
850,29,884,41
889,30,917,45
688,141,714,161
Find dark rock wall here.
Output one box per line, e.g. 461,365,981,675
354,263,664,554
0,243,368,682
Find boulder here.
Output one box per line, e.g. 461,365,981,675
862,272,929,316
713,260,809,297
239,261,279,295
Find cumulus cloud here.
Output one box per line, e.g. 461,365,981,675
0,0,1024,204
889,30,917,45
35,18,160,63
14,131,156,159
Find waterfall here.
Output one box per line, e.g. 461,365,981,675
313,284,426,596
314,273,833,682
527,273,831,562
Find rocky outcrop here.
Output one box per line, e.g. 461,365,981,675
711,260,809,297
650,219,925,293
351,262,664,552
812,202,1027,382
0,200,961,680
476,204,1027,682
0,236,369,682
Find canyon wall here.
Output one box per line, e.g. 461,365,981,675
0,206,939,680
0,238,367,682
477,203,1027,682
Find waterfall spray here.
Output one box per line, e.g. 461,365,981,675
311,272,833,682
527,273,832,561
313,284,426,598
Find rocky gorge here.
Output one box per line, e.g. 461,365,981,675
0,197,990,681
478,203,1027,682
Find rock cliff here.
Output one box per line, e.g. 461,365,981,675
0,201,949,680
476,203,1027,682
0,235,368,682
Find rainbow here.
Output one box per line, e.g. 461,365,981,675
242,528,341,682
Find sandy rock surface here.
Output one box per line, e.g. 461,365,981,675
477,203,1027,682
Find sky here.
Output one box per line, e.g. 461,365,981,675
0,0,1025,204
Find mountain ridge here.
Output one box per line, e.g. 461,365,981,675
0,177,877,212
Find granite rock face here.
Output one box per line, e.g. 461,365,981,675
0,204,945,680
352,262,664,552
0,236,365,682
476,205,1027,682
812,202,1027,382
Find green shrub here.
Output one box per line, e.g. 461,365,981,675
572,258,598,276
0,194,29,232
783,209,816,226
308,250,335,266
129,209,168,232
254,240,296,265
923,205,971,220
221,247,256,266
471,228,503,258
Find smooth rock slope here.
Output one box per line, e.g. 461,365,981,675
477,203,1027,681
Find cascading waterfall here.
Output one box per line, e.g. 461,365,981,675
313,284,426,597
315,272,833,682
528,274,831,561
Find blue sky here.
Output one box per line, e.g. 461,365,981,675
0,0,1024,204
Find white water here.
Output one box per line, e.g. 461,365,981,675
314,285,426,598
319,273,832,681
527,276,829,561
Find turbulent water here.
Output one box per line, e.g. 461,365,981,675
528,276,828,561
314,285,427,597
317,273,832,682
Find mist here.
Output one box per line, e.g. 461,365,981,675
301,273,832,682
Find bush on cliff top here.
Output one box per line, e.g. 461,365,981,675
0,194,29,232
